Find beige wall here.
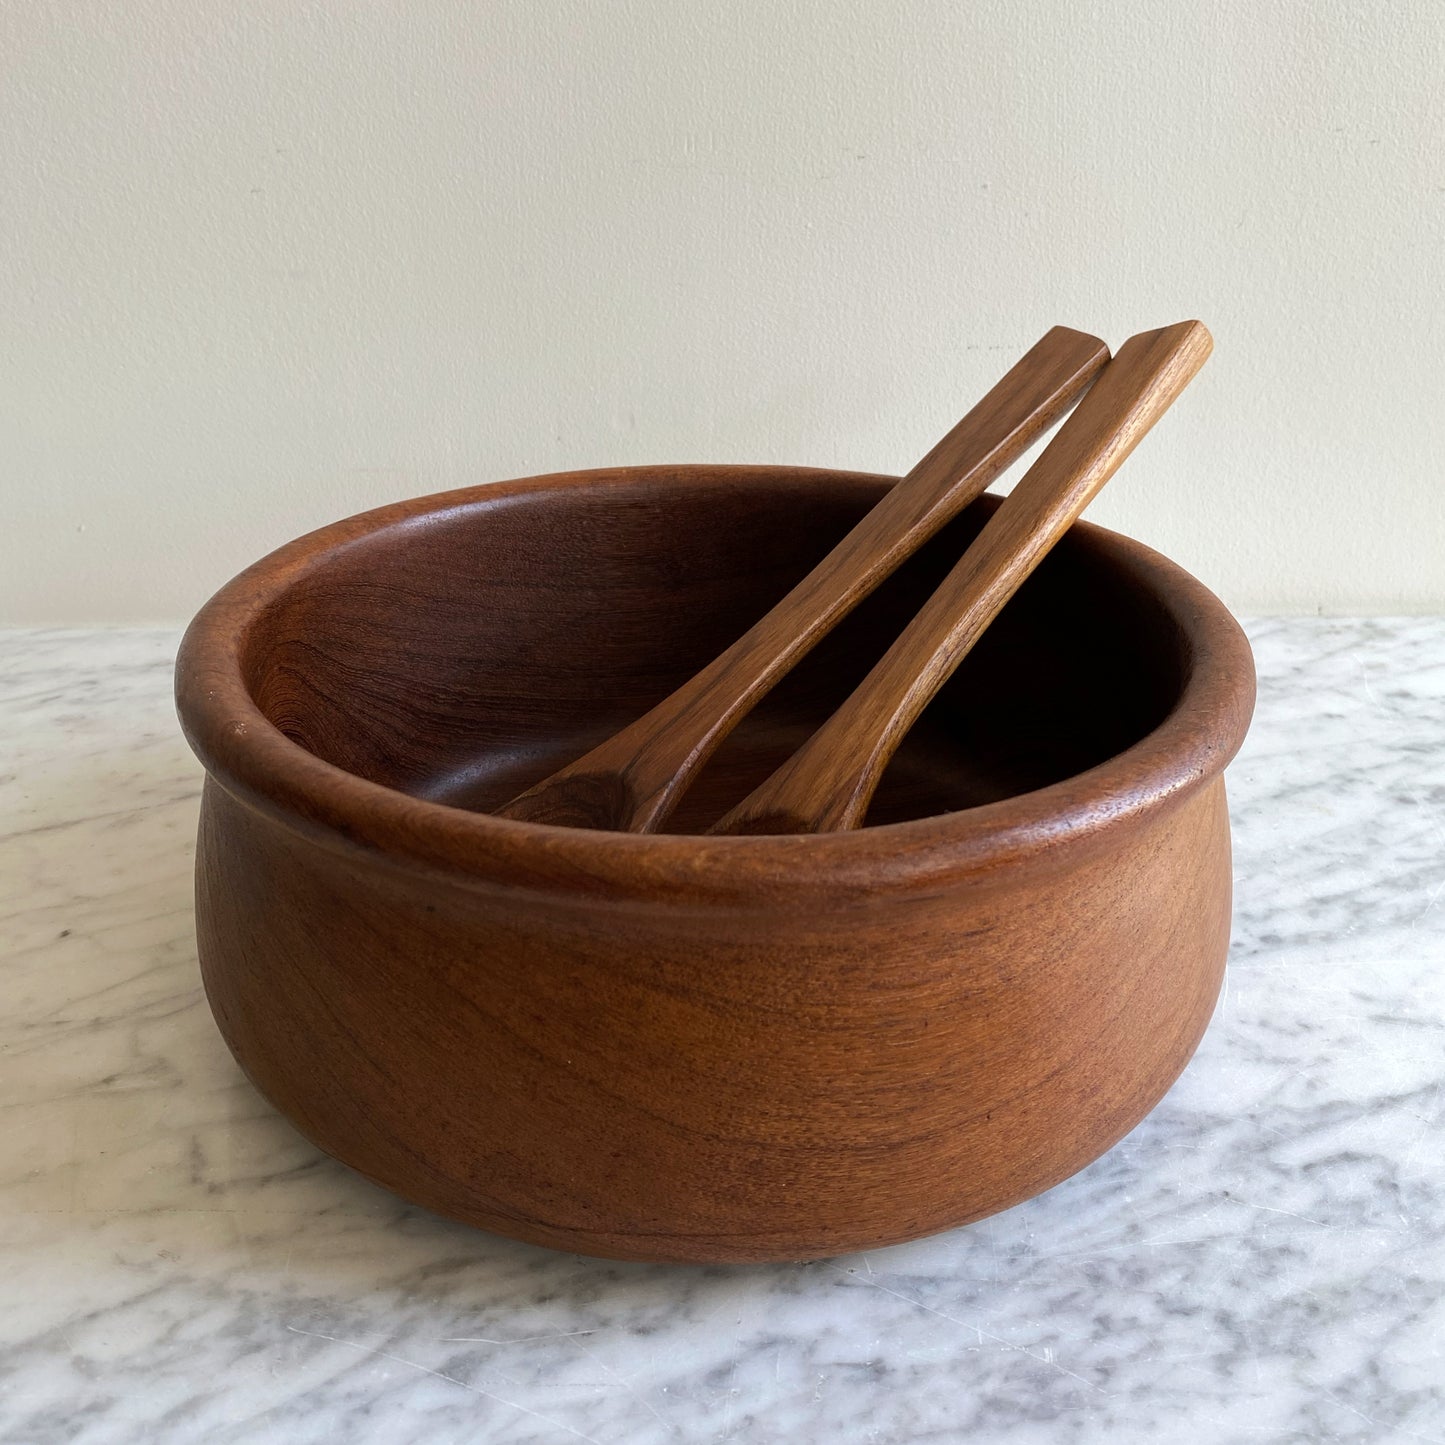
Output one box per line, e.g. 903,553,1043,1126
2,1,1441,623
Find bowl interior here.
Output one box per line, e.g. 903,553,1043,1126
239,472,1189,834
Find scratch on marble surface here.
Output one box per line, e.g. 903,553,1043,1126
440,1331,597,1345
1233,1200,1333,1227
828,1266,1105,1394
284,1326,605,1443
566,1333,675,1432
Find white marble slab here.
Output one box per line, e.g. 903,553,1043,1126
1,620,1443,1444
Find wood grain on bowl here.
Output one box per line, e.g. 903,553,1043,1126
176,466,1255,1264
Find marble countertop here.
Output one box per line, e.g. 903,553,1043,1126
3,620,1443,1444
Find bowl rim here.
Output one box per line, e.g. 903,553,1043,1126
175,464,1256,905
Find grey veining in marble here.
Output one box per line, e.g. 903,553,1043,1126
1,620,1443,1444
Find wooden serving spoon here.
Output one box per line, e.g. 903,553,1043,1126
710,320,1213,836
495,326,1109,831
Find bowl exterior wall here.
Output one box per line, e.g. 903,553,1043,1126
196,774,1232,1264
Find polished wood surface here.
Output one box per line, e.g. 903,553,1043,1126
715,321,1213,835
176,465,1255,1264
496,327,1108,831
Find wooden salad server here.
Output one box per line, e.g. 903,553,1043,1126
711,320,1214,836
495,326,1109,831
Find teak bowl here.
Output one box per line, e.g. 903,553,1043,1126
176,465,1255,1265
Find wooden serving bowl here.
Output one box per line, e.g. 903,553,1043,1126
176,465,1255,1265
